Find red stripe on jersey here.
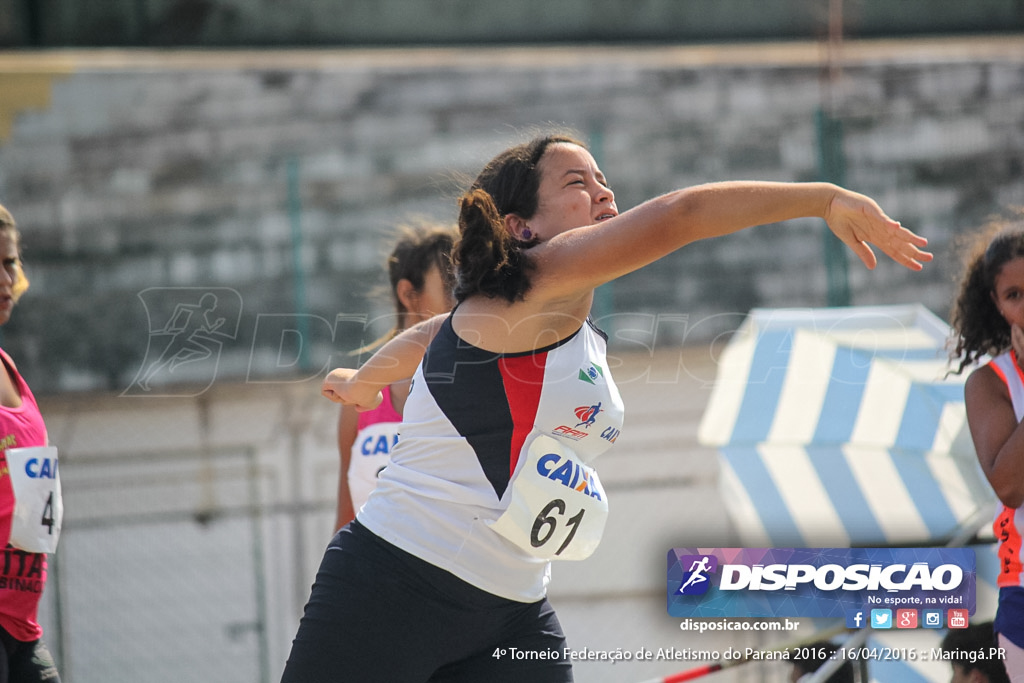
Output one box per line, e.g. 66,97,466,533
996,504,1024,587
990,351,1024,587
990,350,1024,386
1012,350,1024,386
499,352,547,478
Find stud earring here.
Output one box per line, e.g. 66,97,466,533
522,229,532,240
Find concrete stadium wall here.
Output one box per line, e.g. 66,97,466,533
0,36,1022,393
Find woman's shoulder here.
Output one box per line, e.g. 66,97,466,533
0,347,18,375
965,361,1009,405
967,360,1001,381
451,296,589,354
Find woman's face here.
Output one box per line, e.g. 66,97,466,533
992,256,1024,330
406,264,454,323
0,232,21,326
522,142,618,241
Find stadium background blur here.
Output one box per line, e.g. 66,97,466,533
0,2,1022,681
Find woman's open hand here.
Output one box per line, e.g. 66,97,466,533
824,188,933,271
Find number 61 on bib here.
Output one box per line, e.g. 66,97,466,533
5,446,63,554
489,435,608,561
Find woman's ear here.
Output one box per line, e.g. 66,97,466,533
504,214,531,241
395,278,418,315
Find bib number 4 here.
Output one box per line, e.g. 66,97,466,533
40,492,57,536
5,446,63,553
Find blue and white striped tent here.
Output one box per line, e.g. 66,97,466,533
699,304,994,548
697,305,1000,682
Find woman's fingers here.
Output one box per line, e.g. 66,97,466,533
881,222,933,270
832,197,932,271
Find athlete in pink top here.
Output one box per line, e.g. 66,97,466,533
343,384,402,521
0,347,49,645
335,224,455,530
0,203,61,682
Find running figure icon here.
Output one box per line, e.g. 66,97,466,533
678,556,713,594
136,292,227,391
574,402,603,429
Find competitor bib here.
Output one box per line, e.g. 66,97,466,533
348,421,398,510
488,435,608,561
5,446,62,553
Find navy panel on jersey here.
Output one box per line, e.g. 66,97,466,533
423,320,517,498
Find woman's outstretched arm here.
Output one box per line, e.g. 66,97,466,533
531,181,931,301
322,314,447,408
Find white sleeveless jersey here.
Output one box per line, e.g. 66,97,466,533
987,350,1024,588
358,315,624,601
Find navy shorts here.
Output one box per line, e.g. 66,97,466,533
0,626,60,683
281,520,573,683
995,586,1024,649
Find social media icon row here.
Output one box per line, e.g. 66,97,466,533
846,608,969,629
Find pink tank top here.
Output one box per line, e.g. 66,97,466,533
0,348,49,642
348,385,403,512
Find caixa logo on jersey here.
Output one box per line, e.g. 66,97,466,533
24,456,57,479
536,452,604,501
667,547,976,619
